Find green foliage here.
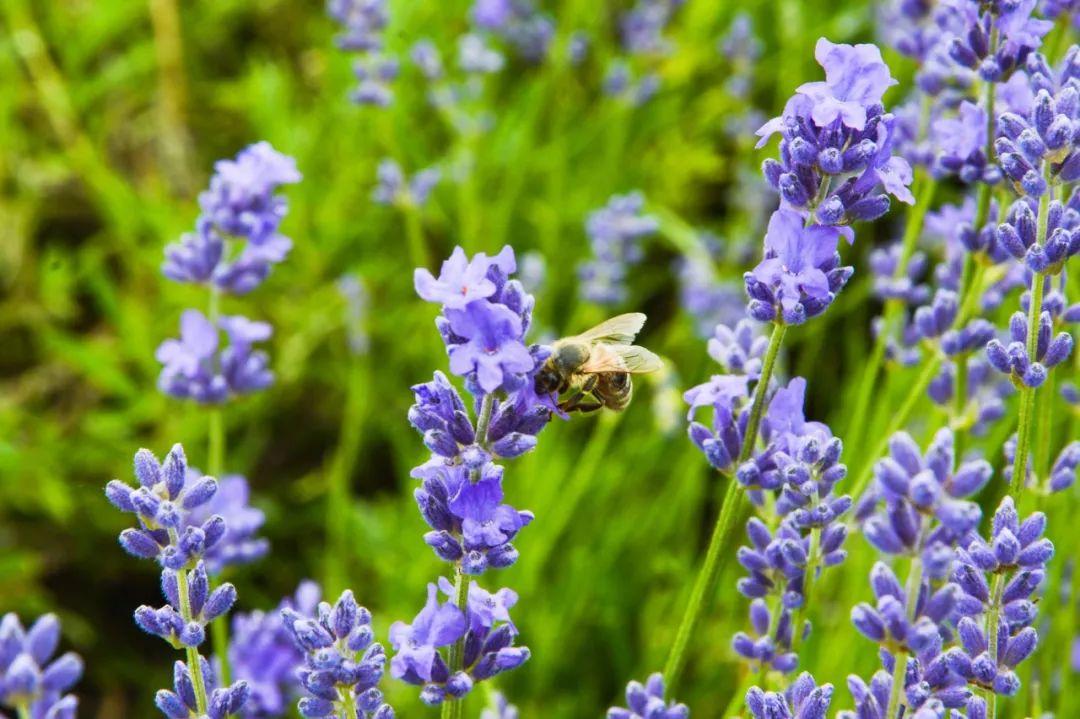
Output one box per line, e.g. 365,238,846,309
1,0,1078,717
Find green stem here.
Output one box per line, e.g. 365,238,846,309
168,532,209,714
663,322,787,691
1011,184,1050,497
986,574,1005,719
16,704,31,719
1035,369,1057,490
885,647,908,719
205,286,231,685
954,354,970,459
846,175,937,456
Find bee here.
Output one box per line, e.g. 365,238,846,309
534,313,662,413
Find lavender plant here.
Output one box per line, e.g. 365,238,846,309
105,444,250,717
666,35,906,696
397,245,549,715
158,141,298,683
0,614,81,719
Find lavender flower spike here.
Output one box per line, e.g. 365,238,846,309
0,613,81,719
281,589,394,718
744,210,853,325
745,672,833,719
608,673,688,719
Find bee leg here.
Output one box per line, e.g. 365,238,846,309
560,391,604,414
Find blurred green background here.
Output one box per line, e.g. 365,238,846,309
1,0,1078,717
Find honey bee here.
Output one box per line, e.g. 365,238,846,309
534,313,662,413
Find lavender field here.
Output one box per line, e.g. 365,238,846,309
1,0,1079,717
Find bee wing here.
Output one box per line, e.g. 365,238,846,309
573,313,647,346
579,344,663,374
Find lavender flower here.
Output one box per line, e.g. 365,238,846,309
579,192,659,305
328,0,396,105
757,41,914,229
985,306,1074,388
471,0,554,62
619,0,683,56
281,590,393,718
107,444,250,718
862,429,991,578
229,582,320,717
946,0,1051,83
396,245,545,706
156,310,273,404
707,320,768,378
676,252,747,338
163,143,300,295
933,101,1002,184
996,82,1080,201
744,210,853,325
185,474,268,575
0,614,81,719
945,497,1053,697
459,34,505,74
481,692,519,719
372,159,441,208
389,581,526,706
156,658,250,719
745,672,832,719
607,673,687,719
997,195,1080,274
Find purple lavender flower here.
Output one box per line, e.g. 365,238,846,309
281,590,393,718
619,0,683,56
707,320,769,378
862,429,991,578
471,0,554,62
0,613,81,719
445,302,535,394
945,497,1053,697
851,562,959,659
481,692,519,719
390,581,526,706
328,0,396,105
579,192,659,305
156,657,250,719
185,474,268,575
869,242,931,305
459,33,505,74
164,143,300,295
932,101,1003,185
607,673,687,719
946,0,1051,83
372,158,441,208
996,83,1080,202
398,244,544,707
229,582,319,718
676,252,747,338
410,39,443,80
758,85,914,227
1048,441,1080,491
796,39,898,131
744,210,853,325
996,194,1080,275
156,310,273,404
415,246,516,311
199,142,302,242
684,374,750,473
985,306,1074,388
106,445,226,569
745,672,833,719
